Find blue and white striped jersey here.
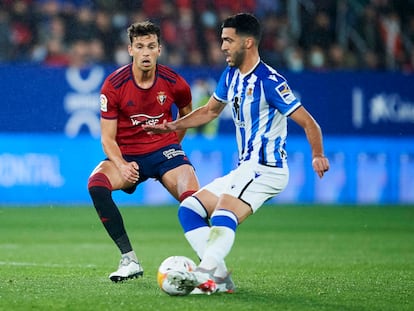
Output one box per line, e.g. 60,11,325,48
213,59,301,167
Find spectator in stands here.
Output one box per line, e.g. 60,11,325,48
360,49,384,71
260,13,288,68
95,9,119,63
67,39,89,68
327,43,357,70
31,15,68,63
285,45,305,72
300,10,335,50
42,37,70,66
354,3,384,56
9,0,36,60
66,5,97,43
307,45,327,71
379,9,404,70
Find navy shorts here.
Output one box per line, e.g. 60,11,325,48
115,144,193,194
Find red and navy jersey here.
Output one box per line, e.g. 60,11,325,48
100,64,192,155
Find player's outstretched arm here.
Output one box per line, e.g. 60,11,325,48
289,106,330,178
175,102,193,143
143,96,225,134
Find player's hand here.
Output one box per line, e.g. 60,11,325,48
142,119,177,134
120,161,139,183
312,156,330,178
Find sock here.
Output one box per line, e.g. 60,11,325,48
178,196,210,259
184,227,210,260
122,250,138,262
179,190,197,202
88,173,133,254
214,260,229,279
199,209,237,272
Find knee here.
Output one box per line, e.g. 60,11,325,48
179,196,207,218
87,172,112,191
178,196,209,232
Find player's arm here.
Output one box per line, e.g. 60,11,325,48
101,118,139,183
289,106,330,178
144,96,225,133
175,102,193,143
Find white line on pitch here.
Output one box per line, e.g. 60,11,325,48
0,261,96,268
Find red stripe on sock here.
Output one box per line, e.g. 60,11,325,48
179,190,197,202
88,172,112,190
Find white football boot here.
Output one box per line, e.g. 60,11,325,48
191,270,236,294
167,267,236,295
167,267,217,295
109,255,144,282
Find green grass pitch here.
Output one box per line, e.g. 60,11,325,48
0,205,413,311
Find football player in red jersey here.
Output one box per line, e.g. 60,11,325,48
87,21,200,282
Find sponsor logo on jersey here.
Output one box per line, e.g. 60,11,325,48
276,82,296,104
130,113,164,126
157,91,167,105
100,94,108,112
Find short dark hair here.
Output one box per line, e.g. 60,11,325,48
127,21,161,44
221,13,262,43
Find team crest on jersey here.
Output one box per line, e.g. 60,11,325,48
246,86,254,98
157,92,167,105
276,82,295,104
100,94,108,112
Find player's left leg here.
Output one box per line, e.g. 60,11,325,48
196,194,250,274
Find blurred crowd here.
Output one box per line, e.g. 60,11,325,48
1,0,414,72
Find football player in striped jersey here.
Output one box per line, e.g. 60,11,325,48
143,13,329,294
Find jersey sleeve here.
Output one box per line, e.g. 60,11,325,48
173,75,192,109
100,77,118,119
264,75,301,116
213,67,231,104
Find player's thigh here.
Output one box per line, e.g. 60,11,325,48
90,160,134,190
202,161,288,220
161,164,200,199
236,165,289,214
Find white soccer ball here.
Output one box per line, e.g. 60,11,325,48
157,256,197,296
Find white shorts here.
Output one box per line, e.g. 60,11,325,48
201,160,289,213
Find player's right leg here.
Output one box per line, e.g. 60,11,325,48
87,160,143,282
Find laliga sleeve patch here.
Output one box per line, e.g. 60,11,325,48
100,94,108,112
276,82,296,104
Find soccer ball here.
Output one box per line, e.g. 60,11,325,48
157,256,197,296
